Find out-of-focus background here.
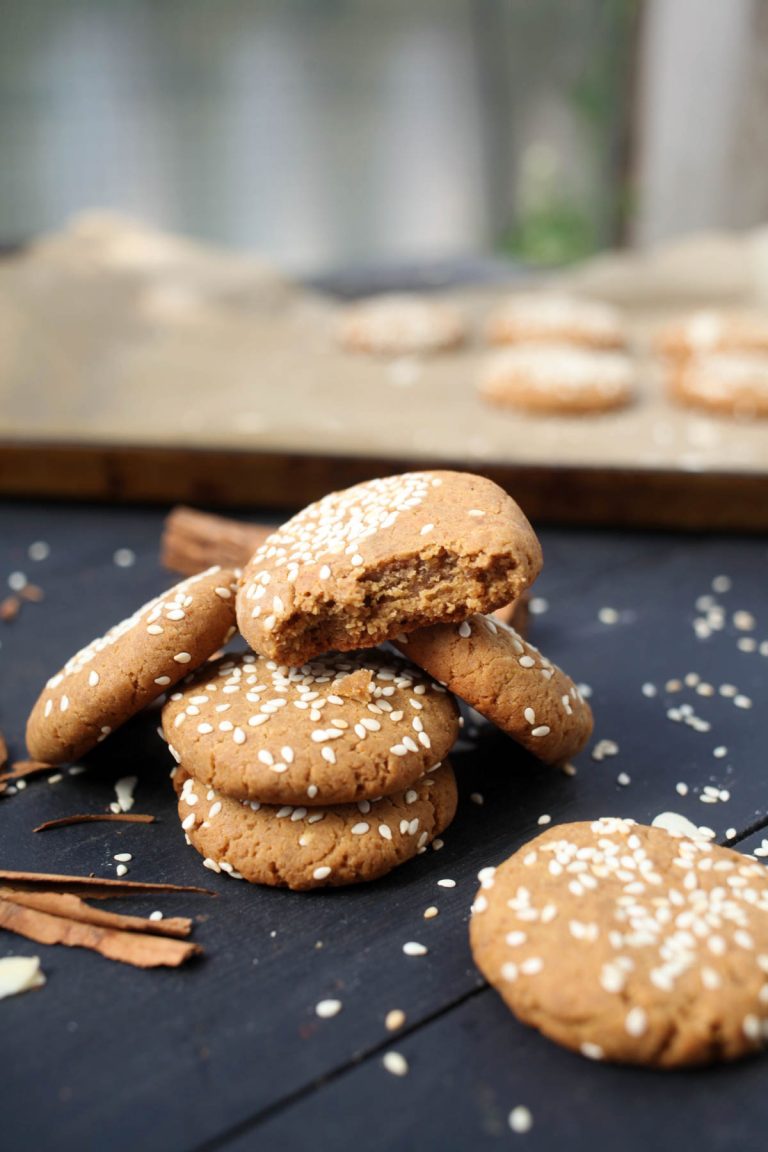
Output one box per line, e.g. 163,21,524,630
1,0,767,270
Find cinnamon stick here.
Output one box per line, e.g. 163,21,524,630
0,869,215,898
0,897,200,968
0,759,57,785
161,506,274,576
34,813,156,833
0,889,192,938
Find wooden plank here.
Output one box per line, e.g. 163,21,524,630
0,502,766,1151
1,440,768,530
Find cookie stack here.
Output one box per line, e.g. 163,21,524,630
25,470,593,892
479,294,635,414
161,471,591,889
657,310,768,418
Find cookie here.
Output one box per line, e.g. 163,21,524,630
337,294,465,356
236,471,543,666
486,294,626,350
174,760,457,890
668,353,768,418
26,567,238,764
478,346,634,415
394,613,592,766
656,310,768,361
494,593,529,638
470,818,768,1067
162,649,459,806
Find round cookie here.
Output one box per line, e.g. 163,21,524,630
162,649,459,806
478,346,634,415
656,310,768,361
394,613,592,766
337,294,465,356
486,294,626,350
236,470,543,667
27,567,239,764
668,353,768,418
174,760,457,890
470,818,768,1067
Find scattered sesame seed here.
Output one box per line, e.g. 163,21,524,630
113,853,132,863
113,548,136,568
598,607,619,625
382,1051,409,1077
508,1106,533,1134
8,571,27,591
641,683,657,698
28,541,50,561
437,879,456,889
537,814,551,826
470,792,484,806
149,911,163,922
115,864,128,877
617,772,631,786
315,999,342,1019
385,1009,406,1031
403,942,428,957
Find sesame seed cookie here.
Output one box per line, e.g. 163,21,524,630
173,760,457,890
162,649,459,806
337,294,466,356
26,567,239,764
656,310,768,361
394,614,592,766
478,346,634,415
668,354,768,418
486,294,626,350
236,471,543,667
471,818,768,1067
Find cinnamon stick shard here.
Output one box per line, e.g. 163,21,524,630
0,869,215,898
161,506,274,576
0,898,201,968
0,760,57,785
0,889,193,939
34,813,156,833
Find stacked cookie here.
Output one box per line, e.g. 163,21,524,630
657,310,768,418
26,470,593,892
479,294,634,415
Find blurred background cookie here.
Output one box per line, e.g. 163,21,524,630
337,294,466,356
657,310,768,362
486,294,626,351
478,345,634,415
668,353,768,418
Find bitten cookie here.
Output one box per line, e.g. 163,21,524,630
337,294,465,356
394,613,592,765
668,353,768,418
27,567,239,763
162,649,459,806
174,761,457,890
656,310,768,361
470,818,768,1067
478,346,634,415
486,294,626,350
236,471,543,666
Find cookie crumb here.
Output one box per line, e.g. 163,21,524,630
509,1106,533,1134
470,792,484,806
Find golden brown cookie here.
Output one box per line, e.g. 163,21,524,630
162,649,459,806
236,471,543,666
478,346,634,415
486,294,626,350
394,613,592,766
470,818,768,1067
26,567,238,763
174,760,457,890
656,310,768,361
668,353,768,418
337,294,465,356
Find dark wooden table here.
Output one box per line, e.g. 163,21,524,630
1,500,766,1152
